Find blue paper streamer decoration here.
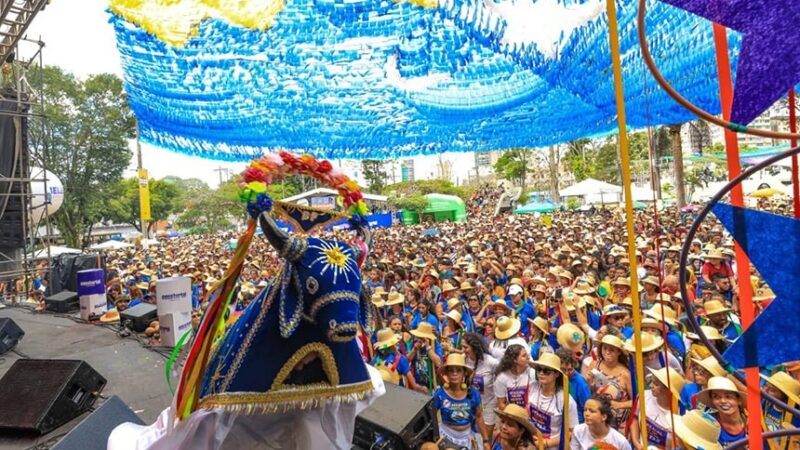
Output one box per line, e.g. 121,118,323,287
111,0,741,160
712,203,800,369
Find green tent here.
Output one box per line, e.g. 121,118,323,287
401,193,467,224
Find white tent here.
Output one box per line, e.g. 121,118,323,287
560,178,622,204
90,240,134,250
29,246,81,259
630,185,659,202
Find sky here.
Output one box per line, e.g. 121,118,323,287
23,0,478,189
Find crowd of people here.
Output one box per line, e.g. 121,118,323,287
2,193,797,450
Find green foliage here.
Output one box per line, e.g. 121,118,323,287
175,178,242,233
361,160,388,193
702,142,726,154
565,197,580,210
107,178,181,233
30,66,135,247
661,181,676,198
493,149,530,186
384,179,467,199
391,194,429,212
517,191,529,206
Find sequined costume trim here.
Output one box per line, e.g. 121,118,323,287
327,322,358,342
307,291,360,321
272,342,340,389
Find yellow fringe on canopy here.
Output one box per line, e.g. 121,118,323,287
110,0,285,46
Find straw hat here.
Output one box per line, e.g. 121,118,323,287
465,266,479,275
704,249,725,260
494,404,539,437
490,298,512,312
640,317,661,330
532,285,547,295
385,291,405,306
600,334,628,353
691,356,727,378
649,367,686,399
602,304,628,317
410,322,437,341
556,323,585,353
412,258,428,268
494,316,521,340
532,353,564,375
442,281,458,293
752,287,775,303
428,270,440,279
373,286,388,297
685,326,725,342
373,328,400,350
624,333,663,353
445,309,463,327
441,353,473,374
696,376,746,406
509,277,523,287
642,276,660,289
459,281,474,291
99,309,120,323
371,293,385,308
703,300,731,316
527,316,550,335
644,305,679,326
672,410,723,450
761,371,800,404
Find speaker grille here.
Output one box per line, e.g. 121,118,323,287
0,360,80,429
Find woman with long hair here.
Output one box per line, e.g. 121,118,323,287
464,332,499,437
494,344,535,411
526,353,578,450
630,367,685,449
432,353,488,449
588,335,632,432
570,397,631,450
388,315,412,355
490,404,537,450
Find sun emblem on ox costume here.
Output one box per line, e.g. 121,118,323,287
309,241,359,285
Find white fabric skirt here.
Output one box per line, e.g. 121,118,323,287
438,424,483,450
108,365,385,450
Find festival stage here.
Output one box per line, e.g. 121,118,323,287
0,306,172,450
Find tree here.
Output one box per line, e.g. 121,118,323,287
361,160,388,193
384,179,467,199
390,194,429,212
107,177,181,234
668,124,687,208
565,139,595,182
175,178,242,234
493,149,531,189
30,66,135,247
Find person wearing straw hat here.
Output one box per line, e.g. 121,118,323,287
494,344,535,411
489,316,529,361
410,299,440,333
463,332,500,438
626,332,684,376
602,305,633,339
569,396,631,450
700,248,734,288
671,409,723,450
408,321,443,394
761,371,800,448
371,328,421,392
527,352,579,450
588,334,632,432
679,356,727,411
695,376,747,446
527,316,554,361
700,300,742,342
643,304,686,359
432,353,488,449
630,367,686,450
443,308,466,352
490,403,538,450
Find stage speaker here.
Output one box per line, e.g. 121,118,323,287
48,253,104,296
52,395,144,450
0,92,29,249
353,382,437,450
44,290,79,313
0,317,24,355
0,359,106,435
119,303,157,332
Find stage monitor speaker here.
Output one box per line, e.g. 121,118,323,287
353,382,437,450
0,93,29,249
119,303,157,332
48,253,105,296
0,317,24,355
44,290,79,313
52,395,144,450
0,359,106,435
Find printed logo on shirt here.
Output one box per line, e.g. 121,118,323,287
507,387,528,408
528,404,553,437
646,418,669,448
473,375,485,394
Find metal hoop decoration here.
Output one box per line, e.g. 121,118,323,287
677,144,800,423
636,0,800,141
238,151,368,219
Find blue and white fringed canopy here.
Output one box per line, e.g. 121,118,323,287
110,0,740,161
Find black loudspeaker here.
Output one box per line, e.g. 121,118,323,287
0,92,29,248
0,359,106,435
0,317,24,355
119,303,157,332
44,290,79,313
52,395,144,450
48,253,104,296
353,382,438,450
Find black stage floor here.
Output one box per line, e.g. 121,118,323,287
0,305,173,450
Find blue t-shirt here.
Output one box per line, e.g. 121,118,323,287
411,312,441,332
433,386,482,430
506,300,534,336
721,321,742,341
680,383,702,412
569,371,592,423
372,352,411,386
714,413,746,446
666,329,686,359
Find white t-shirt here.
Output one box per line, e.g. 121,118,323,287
570,423,632,450
494,368,534,409
635,390,674,449
527,382,579,450
489,336,530,360
645,352,684,376
468,354,499,425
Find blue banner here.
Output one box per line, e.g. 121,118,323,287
274,212,395,233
